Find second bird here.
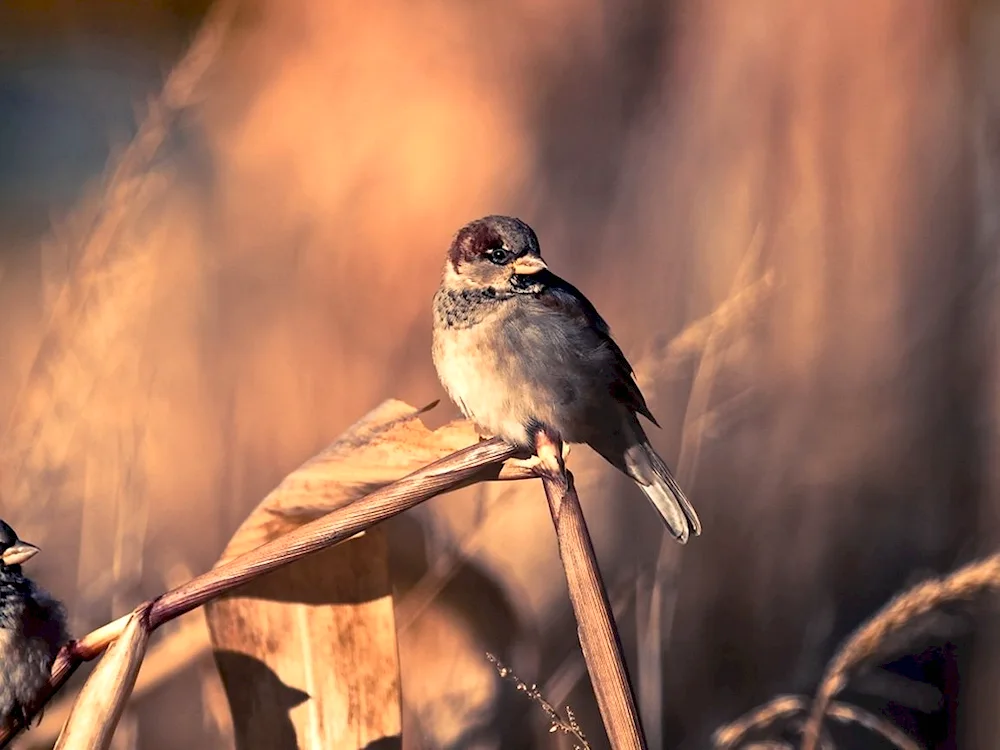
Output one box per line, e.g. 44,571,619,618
0,520,68,730
432,215,701,543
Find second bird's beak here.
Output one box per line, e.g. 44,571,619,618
511,256,548,275
2,541,40,566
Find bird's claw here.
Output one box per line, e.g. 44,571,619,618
508,455,544,472
507,443,571,474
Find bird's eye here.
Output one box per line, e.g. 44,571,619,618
487,247,509,264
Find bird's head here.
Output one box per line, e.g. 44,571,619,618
0,520,40,570
444,215,549,293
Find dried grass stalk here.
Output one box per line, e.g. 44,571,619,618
801,553,1000,750
714,694,922,750
534,430,647,750
52,609,151,750
712,695,806,748
146,436,518,628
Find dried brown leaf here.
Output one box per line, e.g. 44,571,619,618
209,527,400,750
218,398,524,562
205,399,503,749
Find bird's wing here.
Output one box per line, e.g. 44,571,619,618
24,587,68,654
534,271,660,426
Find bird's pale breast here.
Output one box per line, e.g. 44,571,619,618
433,295,614,446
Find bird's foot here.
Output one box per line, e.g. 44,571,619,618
507,442,571,474
508,454,543,473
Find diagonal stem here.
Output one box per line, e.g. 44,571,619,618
0,436,518,747
534,430,647,750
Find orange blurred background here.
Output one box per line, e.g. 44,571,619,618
2,0,1000,748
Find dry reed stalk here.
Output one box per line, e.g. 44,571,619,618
713,694,922,750
0,436,520,747
485,576,635,744
147,438,518,626
543,583,635,716
534,430,647,750
53,610,151,750
712,695,805,748
800,553,1000,750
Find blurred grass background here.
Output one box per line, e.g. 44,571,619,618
2,0,1000,748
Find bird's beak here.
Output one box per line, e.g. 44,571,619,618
511,256,548,275
2,541,40,566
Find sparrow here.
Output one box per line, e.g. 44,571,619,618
0,520,68,729
432,215,702,543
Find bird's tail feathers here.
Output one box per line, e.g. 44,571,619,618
627,441,702,544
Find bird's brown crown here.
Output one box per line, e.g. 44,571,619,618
447,215,539,270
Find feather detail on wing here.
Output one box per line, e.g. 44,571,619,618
532,271,659,426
